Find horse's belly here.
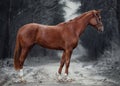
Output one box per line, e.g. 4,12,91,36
36,27,64,50
37,41,64,50
36,37,64,50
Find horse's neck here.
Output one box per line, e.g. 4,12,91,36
75,13,93,37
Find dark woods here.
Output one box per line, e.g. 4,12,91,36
0,0,119,60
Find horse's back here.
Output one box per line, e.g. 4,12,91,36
16,23,65,49
35,24,65,49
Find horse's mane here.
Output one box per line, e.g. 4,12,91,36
57,10,94,26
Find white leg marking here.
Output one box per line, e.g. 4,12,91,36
19,69,23,77
63,73,74,82
64,73,67,77
18,69,26,82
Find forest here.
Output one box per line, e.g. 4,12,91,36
0,0,120,86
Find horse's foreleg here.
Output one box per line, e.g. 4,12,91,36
58,51,65,74
64,49,72,75
57,49,72,81
57,51,66,81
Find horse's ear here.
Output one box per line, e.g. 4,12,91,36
97,9,102,13
93,10,97,16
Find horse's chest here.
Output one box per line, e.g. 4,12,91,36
66,38,78,49
72,39,78,48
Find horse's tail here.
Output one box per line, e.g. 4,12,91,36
14,36,21,70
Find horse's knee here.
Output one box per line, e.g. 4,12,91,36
60,60,65,66
18,58,24,68
65,60,70,67
19,57,24,63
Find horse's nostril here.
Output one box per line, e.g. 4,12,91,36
101,27,104,32
98,26,104,32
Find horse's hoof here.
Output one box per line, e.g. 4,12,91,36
20,80,27,83
63,74,74,82
15,79,27,83
56,72,64,82
66,78,74,82
18,76,27,83
58,75,63,80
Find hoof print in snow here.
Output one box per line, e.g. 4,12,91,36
38,81,42,83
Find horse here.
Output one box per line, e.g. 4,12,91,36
14,10,104,81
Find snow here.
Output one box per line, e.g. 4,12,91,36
0,58,118,86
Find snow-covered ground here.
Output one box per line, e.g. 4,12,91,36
0,58,119,86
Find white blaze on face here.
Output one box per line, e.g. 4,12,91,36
59,0,81,21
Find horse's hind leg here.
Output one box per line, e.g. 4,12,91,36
18,47,29,82
19,48,29,69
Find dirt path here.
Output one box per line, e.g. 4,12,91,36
0,61,119,86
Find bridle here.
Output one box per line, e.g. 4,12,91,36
91,10,103,32
94,13,101,25
94,13,103,30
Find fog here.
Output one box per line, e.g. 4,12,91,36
0,0,120,86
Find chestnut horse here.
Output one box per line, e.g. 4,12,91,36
14,10,103,80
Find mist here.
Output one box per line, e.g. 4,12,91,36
0,0,120,86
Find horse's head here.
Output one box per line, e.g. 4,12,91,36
89,10,104,32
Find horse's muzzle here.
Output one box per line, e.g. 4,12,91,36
99,26,104,32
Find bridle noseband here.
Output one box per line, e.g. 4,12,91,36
94,13,102,29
